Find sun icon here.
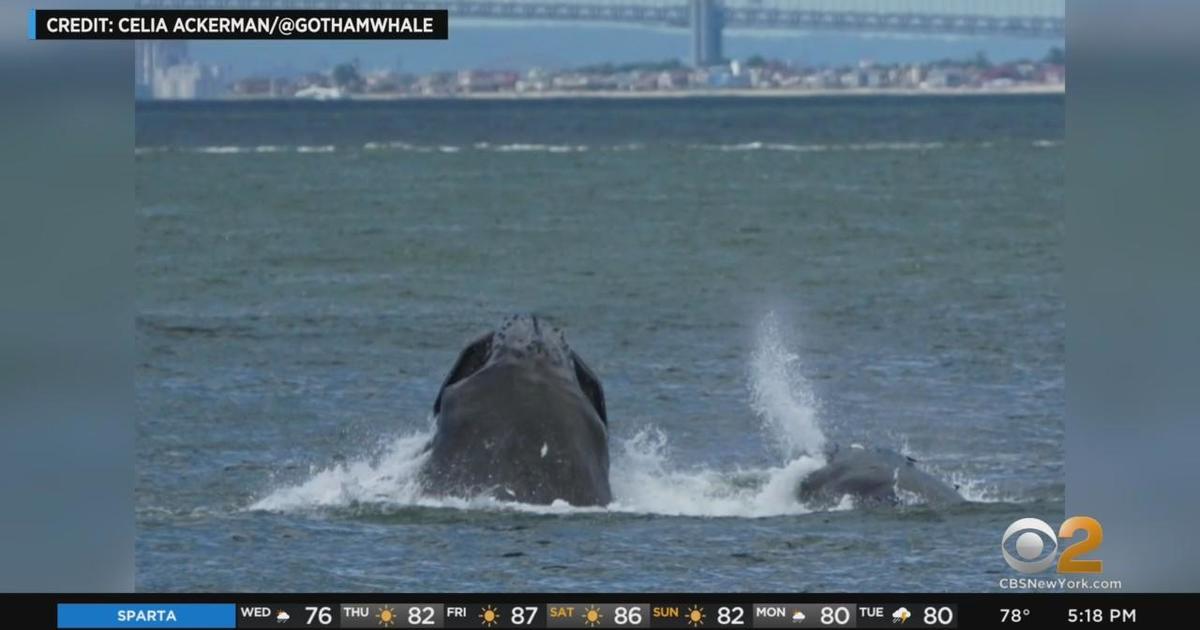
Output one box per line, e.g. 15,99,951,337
377,606,397,627
581,606,604,627
480,605,501,627
686,606,705,627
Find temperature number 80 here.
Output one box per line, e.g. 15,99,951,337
820,607,851,626
924,607,954,626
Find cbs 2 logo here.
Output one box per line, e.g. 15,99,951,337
1001,516,1103,574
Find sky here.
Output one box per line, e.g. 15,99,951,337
191,22,1064,79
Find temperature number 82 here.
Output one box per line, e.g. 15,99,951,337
716,607,745,625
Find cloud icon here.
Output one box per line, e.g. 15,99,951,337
892,608,910,624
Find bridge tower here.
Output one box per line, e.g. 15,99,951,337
690,0,724,68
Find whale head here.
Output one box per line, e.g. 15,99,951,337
432,314,607,425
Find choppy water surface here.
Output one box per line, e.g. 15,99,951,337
136,96,1063,591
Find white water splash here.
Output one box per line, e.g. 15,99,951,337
607,426,826,517
249,433,432,511
251,425,830,518
749,311,826,460
946,470,1016,504
250,313,862,517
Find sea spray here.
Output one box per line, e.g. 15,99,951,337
605,425,823,517
749,311,827,460
248,432,432,512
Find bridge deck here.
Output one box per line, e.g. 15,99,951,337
132,0,1065,37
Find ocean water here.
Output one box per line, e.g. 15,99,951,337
135,96,1064,592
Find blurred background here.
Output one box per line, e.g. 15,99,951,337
0,0,134,591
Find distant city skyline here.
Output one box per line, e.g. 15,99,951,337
191,22,1063,79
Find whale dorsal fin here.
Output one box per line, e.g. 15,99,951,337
571,350,607,426
433,332,493,415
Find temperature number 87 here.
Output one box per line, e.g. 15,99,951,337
510,607,538,625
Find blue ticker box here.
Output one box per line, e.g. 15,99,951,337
57,603,236,628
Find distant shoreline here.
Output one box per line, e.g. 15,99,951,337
165,84,1064,104
393,84,1065,100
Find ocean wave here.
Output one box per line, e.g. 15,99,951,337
136,145,337,155
366,141,591,153
135,142,651,156
194,146,248,154
134,139,1061,157
695,141,947,153
364,141,424,152
491,143,589,153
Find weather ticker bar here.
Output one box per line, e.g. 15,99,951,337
41,595,1196,630
233,602,947,629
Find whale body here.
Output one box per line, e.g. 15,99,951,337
797,443,965,509
419,314,611,506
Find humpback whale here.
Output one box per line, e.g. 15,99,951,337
419,314,612,506
797,443,965,509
